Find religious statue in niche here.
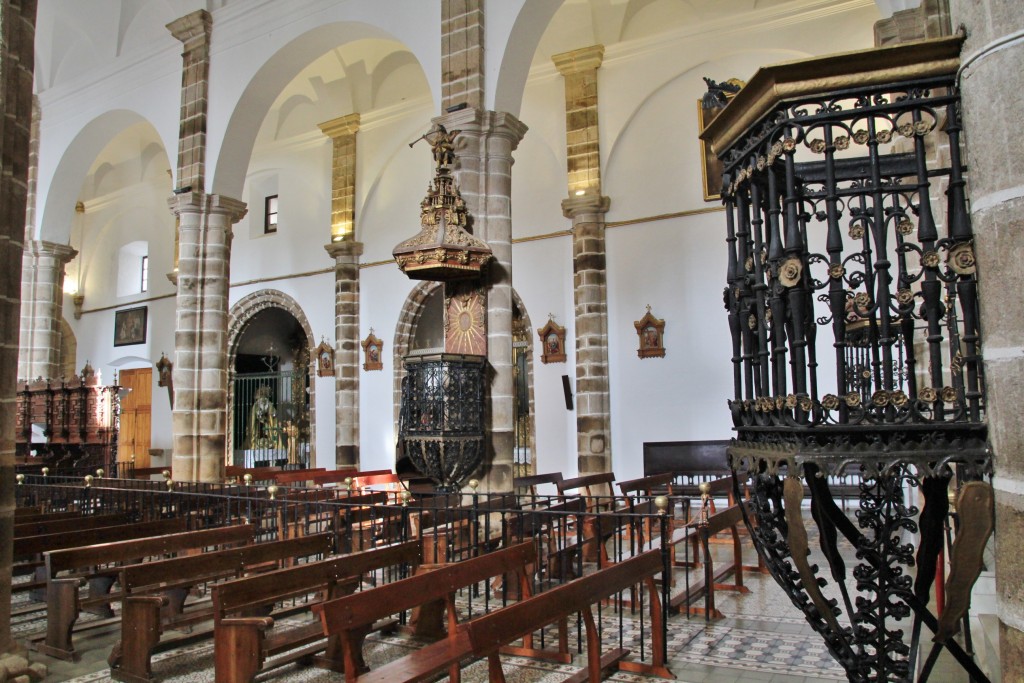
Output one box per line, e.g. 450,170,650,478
247,386,282,449
537,316,567,364
314,338,335,377
362,331,384,371
634,306,666,359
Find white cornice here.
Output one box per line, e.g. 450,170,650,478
79,177,171,215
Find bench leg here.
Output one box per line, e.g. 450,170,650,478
86,574,117,618
30,565,47,602
215,619,271,683
487,652,507,683
161,587,191,632
110,595,166,683
37,578,80,660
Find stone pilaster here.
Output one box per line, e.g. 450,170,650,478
553,46,605,197
874,0,950,45
325,241,363,469
562,196,612,474
167,10,211,192
434,108,527,492
18,241,76,381
318,113,360,242
22,96,38,245
169,192,246,483
1,1,42,671
441,0,484,111
554,46,612,474
948,0,1024,678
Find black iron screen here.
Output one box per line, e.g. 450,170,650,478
398,353,486,492
705,38,993,683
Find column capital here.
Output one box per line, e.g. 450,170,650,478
319,113,361,139
432,109,529,150
552,45,606,76
562,194,610,220
168,192,248,223
27,239,77,264
167,9,212,50
325,240,364,262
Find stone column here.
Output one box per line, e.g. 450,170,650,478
166,9,211,193
554,46,612,474
1,1,45,675
436,107,527,492
18,240,76,381
169,192,246,483
324,241,363,468
319,113,363,469
949,0,1024,677
442,0,484,111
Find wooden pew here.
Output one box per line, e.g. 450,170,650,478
312,540,538,683
277,490,388,544
212,539,423,683
14,510,87,524
15,505,44,517
109,533,333,683
672,502,756,620
460,549,673,683
269,468,328,486
513,472,563,497
14,511,132,537
510,497,586,584
127,466,170,480
306,468,392,488
37,523,257,659
557,473,621,562
413,494,517,564
12,517,188,599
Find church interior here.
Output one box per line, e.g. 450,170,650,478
2,0,1022,681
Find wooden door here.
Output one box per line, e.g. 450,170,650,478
119,368,152,469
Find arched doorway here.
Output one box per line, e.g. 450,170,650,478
228,292,315,469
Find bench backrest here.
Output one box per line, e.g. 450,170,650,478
270,468,328,485
617,473,675,499
642,440,730,477
45,523,256,575
315,540,538,635
513,472,563,496
310,468,392,487
14,511,131,537
213,539,422,617
460,549,663,654
120,532,333,593
557,472,616,512
16,517,187,558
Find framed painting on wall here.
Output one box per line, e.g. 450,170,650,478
537,317,566,365
114,306,147,347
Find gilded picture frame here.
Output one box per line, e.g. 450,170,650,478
361,333,383,372
314,340,335,377
113,306,147,347
537,319,566,365
634,307,665,359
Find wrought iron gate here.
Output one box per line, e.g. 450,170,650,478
232,370,310,468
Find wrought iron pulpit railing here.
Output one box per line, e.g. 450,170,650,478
701,36,992,682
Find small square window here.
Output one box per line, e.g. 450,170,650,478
264,195,278,234
140,255,149,292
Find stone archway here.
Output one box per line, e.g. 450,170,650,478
227,290,316,466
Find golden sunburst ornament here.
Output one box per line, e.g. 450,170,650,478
445,289,486,355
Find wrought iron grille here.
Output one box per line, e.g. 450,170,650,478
704,38,993,683
398,353,486,492
232,370,310,468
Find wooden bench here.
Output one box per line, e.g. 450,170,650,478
14,511,132,538
127,466,170,480
37,523,257,659
269,468,328,486
109,533,333,683
460,549,674,683
513,472,563,498
313,540,538,683
413,494,517,564
557,474,622,563
12,517,188,599
212,539,423,683
672,501,761,619
510,497,586,583
306,468,393,488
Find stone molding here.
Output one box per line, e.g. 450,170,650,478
552,45,605,76
166,9,212,50
318,113,361,138
561,194,611,220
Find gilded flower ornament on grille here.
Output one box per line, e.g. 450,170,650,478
845,392,862,408
853,129,870,144
876,129,893,143
897,219,914,235
829,264,845,279
919,386,938,402
785,394,798,409
896,288,915,306
821,394,840,410
809,139,827,153
922,250,940,268
871,390,890,407
941,386,958,403
891,390,909,407
849,224,865,240
778,258,803,287
948,243,976,275
835,136,850,151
